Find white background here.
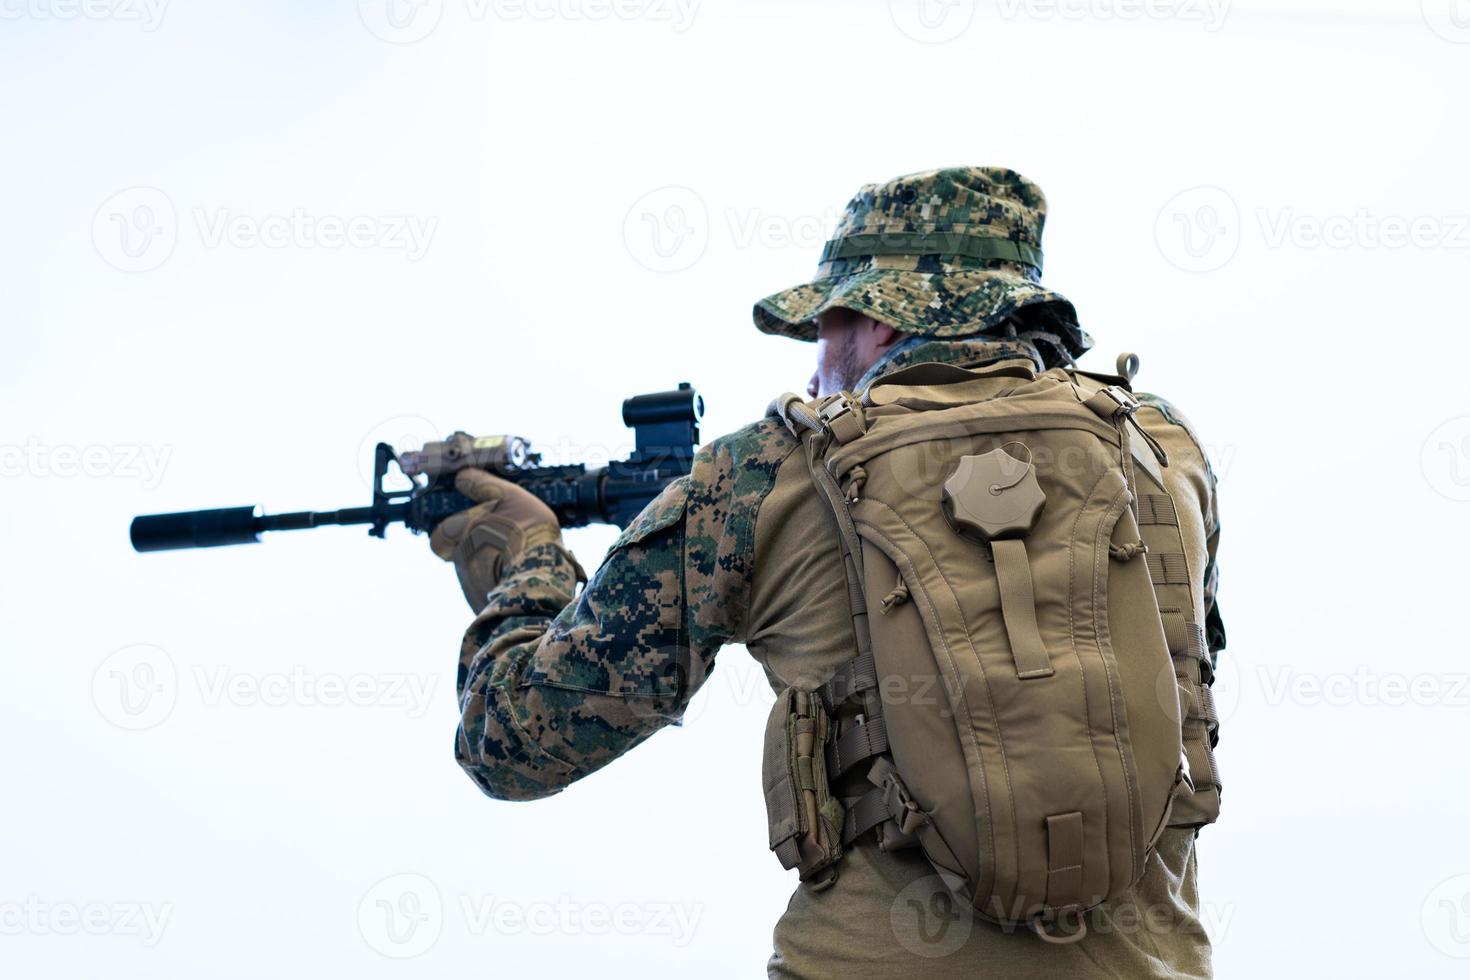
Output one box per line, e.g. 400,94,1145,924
3,1,1469,977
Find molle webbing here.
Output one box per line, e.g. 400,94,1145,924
825,715,889,780
1137,493,1178,527
1146,552,1191,586
1071,369,1222,828
1135,475,1222,827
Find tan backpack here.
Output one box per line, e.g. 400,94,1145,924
762,354,1221,936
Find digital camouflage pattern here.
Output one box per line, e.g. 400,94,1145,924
852,333,1048,389
754,167,1092,362
454,415,800,800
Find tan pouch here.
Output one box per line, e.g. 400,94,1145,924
762,688,844,886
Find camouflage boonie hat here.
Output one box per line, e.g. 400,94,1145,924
754,166,1090,360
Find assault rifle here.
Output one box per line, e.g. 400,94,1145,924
130,384,703,553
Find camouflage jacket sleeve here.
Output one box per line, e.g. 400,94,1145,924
454,418,799,801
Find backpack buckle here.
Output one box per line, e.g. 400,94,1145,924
867,757,927,838
1082,384,1139,422
1101,385,1139,414
817,394,866,444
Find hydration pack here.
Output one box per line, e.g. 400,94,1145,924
762,354,1221,935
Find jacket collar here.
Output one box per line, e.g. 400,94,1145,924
855,335,1046,393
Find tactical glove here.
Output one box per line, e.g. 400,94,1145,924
430,469,562,612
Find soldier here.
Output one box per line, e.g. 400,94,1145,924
431,167,1224,978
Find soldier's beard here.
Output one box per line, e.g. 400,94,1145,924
818,331,868,397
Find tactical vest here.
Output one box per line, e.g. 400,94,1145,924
761,355,1222,938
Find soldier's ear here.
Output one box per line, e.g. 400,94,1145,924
871,319,903,350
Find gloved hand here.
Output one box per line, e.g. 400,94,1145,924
430,469,562,612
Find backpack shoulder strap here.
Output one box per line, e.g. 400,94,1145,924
768,392,917,848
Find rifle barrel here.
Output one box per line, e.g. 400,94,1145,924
130,505,402,552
